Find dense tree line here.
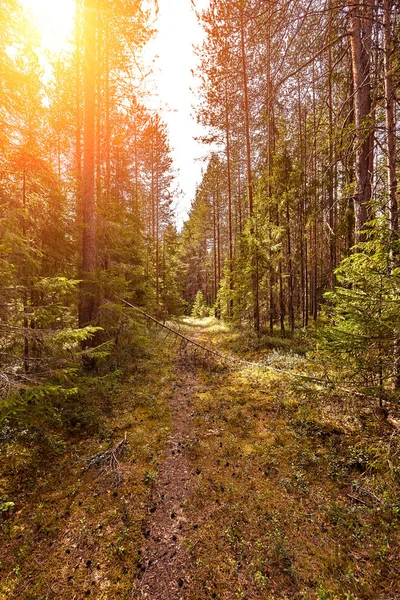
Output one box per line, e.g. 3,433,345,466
1,0,400,410
0,0,180,395
179,0,400,398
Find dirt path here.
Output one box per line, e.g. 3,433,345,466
131,364,198,599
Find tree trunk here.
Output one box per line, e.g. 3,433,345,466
349,0,374,242
225,81,234,317
79,0,97,328
75,0,83,229
327,14,336,284
213,191,218,312
383,0,398,240
239,7,259,334
383,0,400,389
216,180,221,319
286,199,294,331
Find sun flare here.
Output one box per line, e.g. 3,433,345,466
20,0,76,53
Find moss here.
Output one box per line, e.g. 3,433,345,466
0,333,173,600
180,318,400,600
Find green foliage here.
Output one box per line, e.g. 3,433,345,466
52,326,102,347
316,222,400,400
191,290,208,318
159,224,185,317
0,502,15,513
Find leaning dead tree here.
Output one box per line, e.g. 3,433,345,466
118,298,236,365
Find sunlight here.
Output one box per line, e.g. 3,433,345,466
20,0,76,53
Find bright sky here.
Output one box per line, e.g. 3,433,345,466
146,0,209,225
19,0,208,226
20,0,76,53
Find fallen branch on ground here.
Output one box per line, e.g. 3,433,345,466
86,433,128,485
117,299,400,427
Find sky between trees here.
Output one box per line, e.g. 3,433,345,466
21,0,210,226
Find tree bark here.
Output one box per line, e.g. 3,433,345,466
239,6,259,334
349,0,374,242
383,0,398,239
383,0,400,389
79,0,97,328
75,0,83,229
225,81,234,317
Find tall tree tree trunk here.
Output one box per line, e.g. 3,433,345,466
383,0,398,240
216,180,221,319
75,0,83,229
240,6,260,334
22,166,29,372
327,10,336,284
267,14,275,333
105,20,111,200
225,81,234,317
79,0,97,328
213,191,218,309
383,0,400,389
155,160,160,309
286,198,294,331
95,6,102,211
349,0,374,242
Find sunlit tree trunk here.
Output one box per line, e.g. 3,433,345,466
267,16,275,333
155,156,160,308
327,7,336,284
95,4,102,211
383,0,400,389
239,6,259,334
213,191,218,307
105,19,111,200
79,0,97,327
225,81,234,317
383,0,398,241
75,0,83,228
216,180,221,319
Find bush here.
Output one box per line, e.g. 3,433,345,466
191,290,208,318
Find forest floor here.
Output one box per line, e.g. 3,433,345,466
1,318,400,600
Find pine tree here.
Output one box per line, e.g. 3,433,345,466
317,221,400,404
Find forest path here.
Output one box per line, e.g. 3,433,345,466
131,325,205,599
131,317,400,600
2,318,399,599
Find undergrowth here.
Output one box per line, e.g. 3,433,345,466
2,317,400,599
181,319,400,600
0,323,174,600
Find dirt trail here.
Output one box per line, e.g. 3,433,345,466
131,364,198,599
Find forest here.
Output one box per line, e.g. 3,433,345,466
1,0,400,599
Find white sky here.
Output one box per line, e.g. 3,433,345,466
20,0,76,52
145,0,209,225
20,0,209,226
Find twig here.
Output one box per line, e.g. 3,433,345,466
86,433,128,485
347,494,369,506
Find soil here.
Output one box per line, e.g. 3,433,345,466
131,365,198,599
